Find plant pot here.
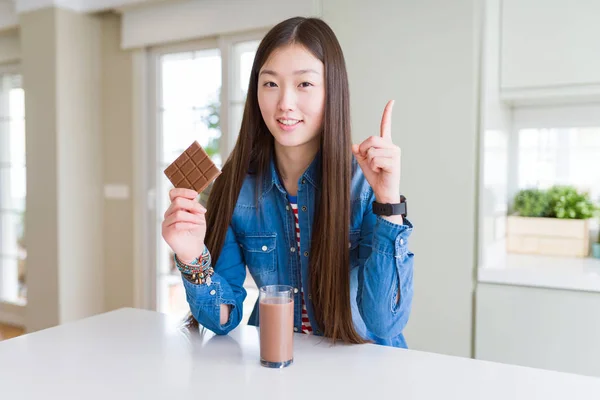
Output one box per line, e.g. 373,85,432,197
592,243,600,259
506,216,591,257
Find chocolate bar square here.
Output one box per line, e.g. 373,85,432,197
164,141,221,193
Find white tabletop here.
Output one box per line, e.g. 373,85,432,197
1,308,599,399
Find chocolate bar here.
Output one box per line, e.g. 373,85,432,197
164,141,221,193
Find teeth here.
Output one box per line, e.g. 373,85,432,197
278,119,300,126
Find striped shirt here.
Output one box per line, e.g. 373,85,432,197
287,195,313,334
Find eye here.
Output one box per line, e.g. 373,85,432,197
299,82,313,88
263,81,278,88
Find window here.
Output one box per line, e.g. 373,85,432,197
0,70,26,305
230,40,261,137
479,106,600,268
157,45,223,319
517,127,600,201
150,33,263,320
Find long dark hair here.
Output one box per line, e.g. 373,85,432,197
189,16,366,344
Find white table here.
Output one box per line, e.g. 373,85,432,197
1,308,599,399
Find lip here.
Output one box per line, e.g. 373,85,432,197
276,119,303,132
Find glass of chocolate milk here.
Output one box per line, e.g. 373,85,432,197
259,285,294,368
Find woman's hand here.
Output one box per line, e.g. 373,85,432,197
352,100,401,205
161,188,207,264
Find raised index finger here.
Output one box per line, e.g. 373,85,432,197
169,187,199,202
380,100,394,141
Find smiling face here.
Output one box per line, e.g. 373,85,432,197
257,44,326,151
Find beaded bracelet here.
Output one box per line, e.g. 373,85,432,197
174,246,214,285
175,258,213,285
174,247,210,271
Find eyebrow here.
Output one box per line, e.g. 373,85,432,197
259,68,320,77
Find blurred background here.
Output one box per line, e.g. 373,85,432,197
0,0,599,379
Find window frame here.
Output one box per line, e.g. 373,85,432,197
140,29,266,313
0,62,25,325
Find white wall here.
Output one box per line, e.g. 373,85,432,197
0,29,20,63
120,0,321,49
55,9,104,324
0,1,18,31
323,0,482,357
101,13,136,313
23,7,104,331
499,0,600,105
500,0,600,90
478,0,512,269
22,7,61,332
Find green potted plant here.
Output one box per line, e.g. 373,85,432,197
544,186,597,219
512,188,549,217
508,185,597,257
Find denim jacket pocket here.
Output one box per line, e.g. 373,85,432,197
237,233,277,276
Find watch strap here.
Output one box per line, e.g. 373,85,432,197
372,195,407,217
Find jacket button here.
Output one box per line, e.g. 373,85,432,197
290,247,296,253
400,238,405,245
301,206,307,212
308,294,312,300
304,251,309,257
301,179,306,184
294,327,298,332
209,290,216,296
261,245,268,251
294,287,299,293
286,205,290,211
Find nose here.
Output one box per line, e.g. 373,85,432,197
278,87,296,111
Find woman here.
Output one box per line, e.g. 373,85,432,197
162,16,414,348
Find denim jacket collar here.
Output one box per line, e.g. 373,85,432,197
262,150,322,197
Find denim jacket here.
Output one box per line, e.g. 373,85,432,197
182,154,414,348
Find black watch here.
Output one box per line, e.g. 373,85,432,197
372,195,407,217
